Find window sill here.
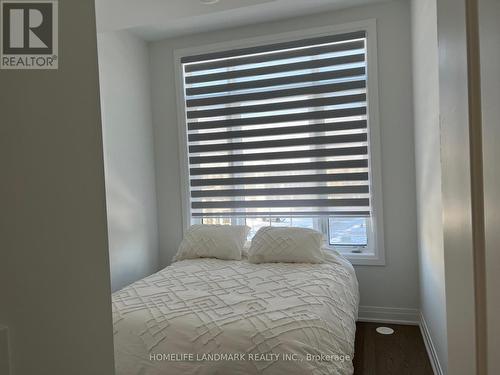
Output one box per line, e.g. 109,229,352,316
324,246,385,266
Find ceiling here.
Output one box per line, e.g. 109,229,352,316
95,0,390,41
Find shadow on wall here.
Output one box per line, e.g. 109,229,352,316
105,168,151,291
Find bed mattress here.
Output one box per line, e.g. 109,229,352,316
112,253,359,375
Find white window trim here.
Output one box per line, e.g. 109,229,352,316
173,19,385,266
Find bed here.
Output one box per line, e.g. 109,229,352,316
112,251,359,375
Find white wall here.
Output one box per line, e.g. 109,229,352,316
98,31,159,292
149,0,419,312
0,1,115,373
411,0,448,373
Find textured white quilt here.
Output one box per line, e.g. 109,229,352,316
112,253,359,375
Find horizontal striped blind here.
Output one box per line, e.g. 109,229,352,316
181,30,371,218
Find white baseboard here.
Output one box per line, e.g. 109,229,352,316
419,312,443,375
357,305,420,325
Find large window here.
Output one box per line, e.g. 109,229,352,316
176,23,384,264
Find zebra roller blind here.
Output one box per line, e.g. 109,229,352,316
180,30,371,218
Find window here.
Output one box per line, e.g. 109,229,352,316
176,22,384,264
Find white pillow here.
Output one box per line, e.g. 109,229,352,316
174,225,250,261
247,226,325,264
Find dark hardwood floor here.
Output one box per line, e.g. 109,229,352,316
353,322,433,375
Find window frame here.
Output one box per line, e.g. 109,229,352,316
174,19,385,266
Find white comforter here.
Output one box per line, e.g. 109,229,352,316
112,253,359,375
